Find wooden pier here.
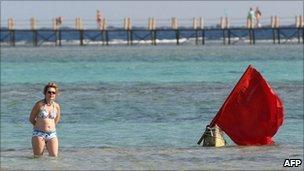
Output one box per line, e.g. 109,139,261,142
1,16,303,46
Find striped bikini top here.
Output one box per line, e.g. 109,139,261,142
38,102,57,119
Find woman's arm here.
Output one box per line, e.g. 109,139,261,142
29,102,40,126
55,104,61,124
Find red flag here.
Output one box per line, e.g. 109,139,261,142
210,65,284,145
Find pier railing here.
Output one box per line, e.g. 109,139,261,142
1,16,303,46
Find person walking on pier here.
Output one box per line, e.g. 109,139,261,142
255,7,262,28
96,10,103,30
247,7,256,28
55,16,63,28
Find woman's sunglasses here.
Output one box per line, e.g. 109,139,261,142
47,91,56,95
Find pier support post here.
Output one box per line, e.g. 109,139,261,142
272,28,276,44
220,17,225,45
271,16,276,44
252,29,255,44
296,15,301,44
33,30,38,47
154,30,157,45
221,17,230,45
248,29,254,45
58,30,62,46
248,28,251,44
298,28,301,44
228,29,231,45
195,29,199,45
274,16,280,44
277,28,280,44
101,30,105,45
171,17,179,45
202,29,205,45
75,17,84,46
105,30,109,45
148,17,157,45
53,17,62,46
54,30,62,46
193,18,199,45
301,15,304,44
8,18,15,46
55,30,58,46
175,29,180,45
30,17,38,47
150,30,157,45
124,17,132,45
100,30,108,45
130,30,133,45
9,30,15,46
302,28,304,44
197,17,204,45
127,30,130,45
223,29,226,45
126,30,132,45
80,30,84,46
150,30,154,45
225,17,230,45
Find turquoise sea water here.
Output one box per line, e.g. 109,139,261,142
1,45,303,170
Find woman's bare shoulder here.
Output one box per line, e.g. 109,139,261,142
54,102,61,109
35,100,44,107
31,100,43,113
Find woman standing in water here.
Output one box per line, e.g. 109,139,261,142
29,82,61,157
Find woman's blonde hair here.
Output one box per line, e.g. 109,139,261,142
43,82,59,95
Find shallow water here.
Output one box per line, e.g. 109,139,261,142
1,144,303,170
1,45,303,170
